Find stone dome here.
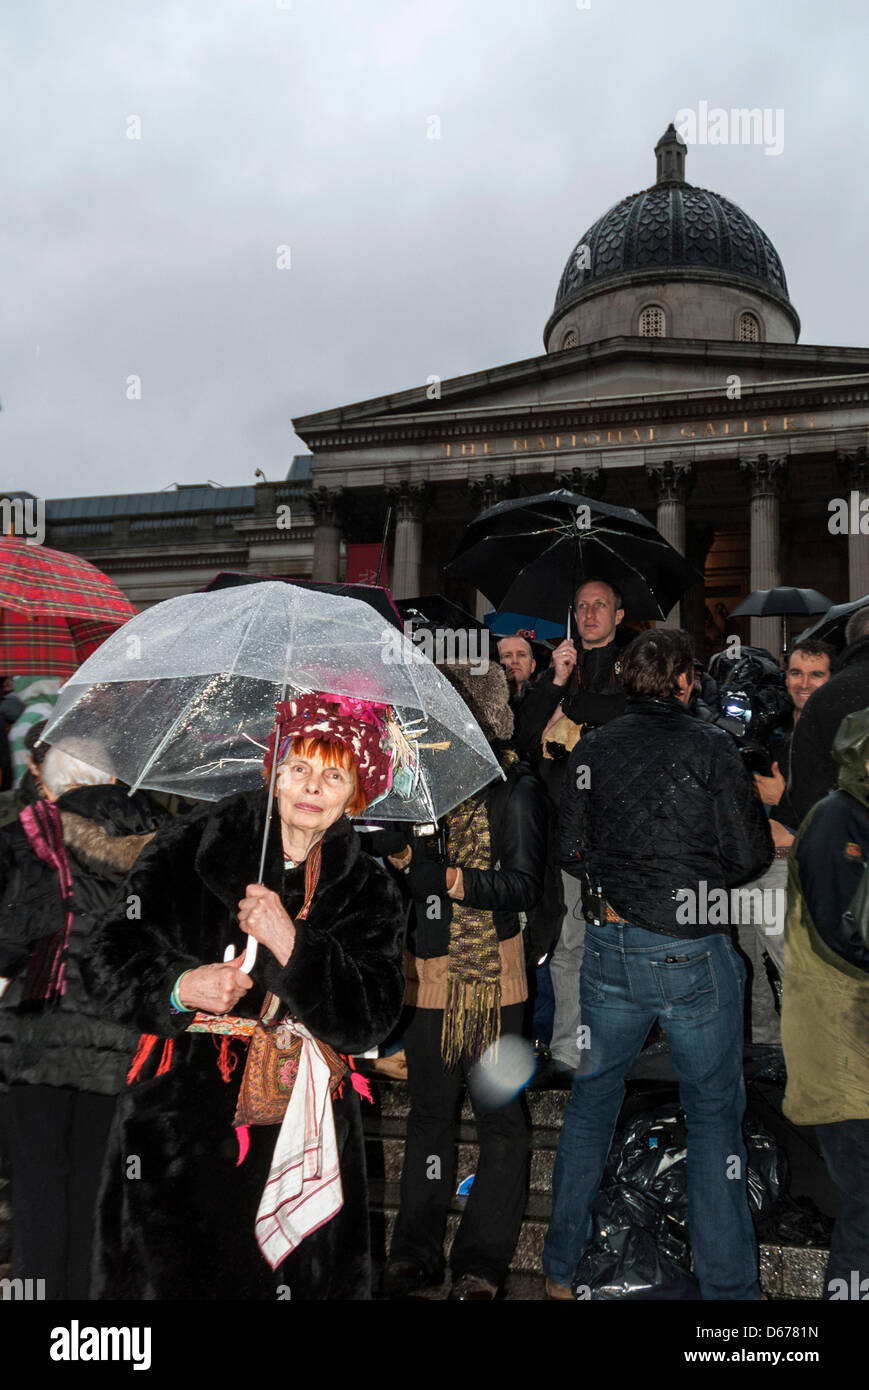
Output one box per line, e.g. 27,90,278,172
544,126,799,352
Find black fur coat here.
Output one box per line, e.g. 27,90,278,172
82,790,405,1301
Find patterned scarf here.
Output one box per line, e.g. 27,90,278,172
19,799,74,1003
441,796,501,1069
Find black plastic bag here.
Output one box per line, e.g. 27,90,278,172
573,1226,700,1301
592,1184,690,1267
743,1114,789,1220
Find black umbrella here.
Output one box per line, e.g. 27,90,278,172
730,587,832,656
202,570,404,630
796,592,869,649
445,490,701,625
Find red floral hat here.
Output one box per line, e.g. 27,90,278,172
263,693,395,807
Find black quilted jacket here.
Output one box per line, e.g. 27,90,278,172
560,695,773,938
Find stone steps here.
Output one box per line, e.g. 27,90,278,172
363,1077,829,1300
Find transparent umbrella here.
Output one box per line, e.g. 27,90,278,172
43,584,504,972
42,582,501,825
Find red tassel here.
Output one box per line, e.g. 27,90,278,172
215,1035,237,1083
127,1034,157,1085
235,1124,251,1166
350,1069,374,1105
346,1055,374,1105
156,1039,175,1076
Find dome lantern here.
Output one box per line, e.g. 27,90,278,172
655,123,687,185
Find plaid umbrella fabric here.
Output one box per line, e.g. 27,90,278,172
0,537,137,676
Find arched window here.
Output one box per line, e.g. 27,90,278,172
638,304,666,338
738,311,761,342
561,328,579,350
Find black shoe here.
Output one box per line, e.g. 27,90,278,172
448,1273,498,1300
380,1261,443,1298
527,1058,575,1091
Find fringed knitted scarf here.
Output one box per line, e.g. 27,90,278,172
19,799,74,1004
440,796,501,1069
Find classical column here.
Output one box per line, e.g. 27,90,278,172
739,454,788,653
645,461,694,627
309,487,344,583
837,447,869,600
558,465,606,500
387,482,430,600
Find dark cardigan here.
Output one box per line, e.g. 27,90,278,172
82,789,406,1300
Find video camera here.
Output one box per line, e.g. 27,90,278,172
707,646,792,775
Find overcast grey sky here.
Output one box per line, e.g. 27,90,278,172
2,0,867,500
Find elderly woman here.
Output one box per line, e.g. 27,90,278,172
0,742,164,1299
82,695,405,1301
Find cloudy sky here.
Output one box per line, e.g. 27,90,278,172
2,0,867,501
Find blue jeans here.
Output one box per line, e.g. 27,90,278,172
542,920,761,1300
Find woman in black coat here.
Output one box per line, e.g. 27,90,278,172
82,696,405,1301
0,743,164,1299
383,663,546,1300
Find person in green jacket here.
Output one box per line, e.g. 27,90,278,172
782,707,869,1299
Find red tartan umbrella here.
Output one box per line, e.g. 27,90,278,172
0,537,137,676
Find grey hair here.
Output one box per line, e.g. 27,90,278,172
40,743,114,798
845,605,869,648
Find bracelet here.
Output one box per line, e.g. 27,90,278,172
170,970,194,1013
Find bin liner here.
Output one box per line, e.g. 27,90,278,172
572,1226,701,1301
592,1183,690,1267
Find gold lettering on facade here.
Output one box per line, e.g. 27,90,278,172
443,417,813,459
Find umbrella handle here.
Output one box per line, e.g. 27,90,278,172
223,938,259,971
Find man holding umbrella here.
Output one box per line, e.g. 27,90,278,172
518,579,629,1083
514,579,627,764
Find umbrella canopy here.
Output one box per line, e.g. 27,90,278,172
796,592,869,648
730,587,833,618
0,537,137,676
42,581,502,822
446,490,701,623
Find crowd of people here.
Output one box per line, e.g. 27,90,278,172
1,580,868,1302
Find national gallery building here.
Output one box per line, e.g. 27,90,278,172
26,126,869,657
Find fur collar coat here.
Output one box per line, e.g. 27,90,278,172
0,784,163,1094
82,789,405,1301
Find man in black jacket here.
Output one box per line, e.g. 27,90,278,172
543,629,772,1300
514,579,627,760
516,579,629,1079
779,607,869,828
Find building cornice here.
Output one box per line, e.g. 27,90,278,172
296,372,869,452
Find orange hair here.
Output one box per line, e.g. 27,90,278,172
277,735,368,817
